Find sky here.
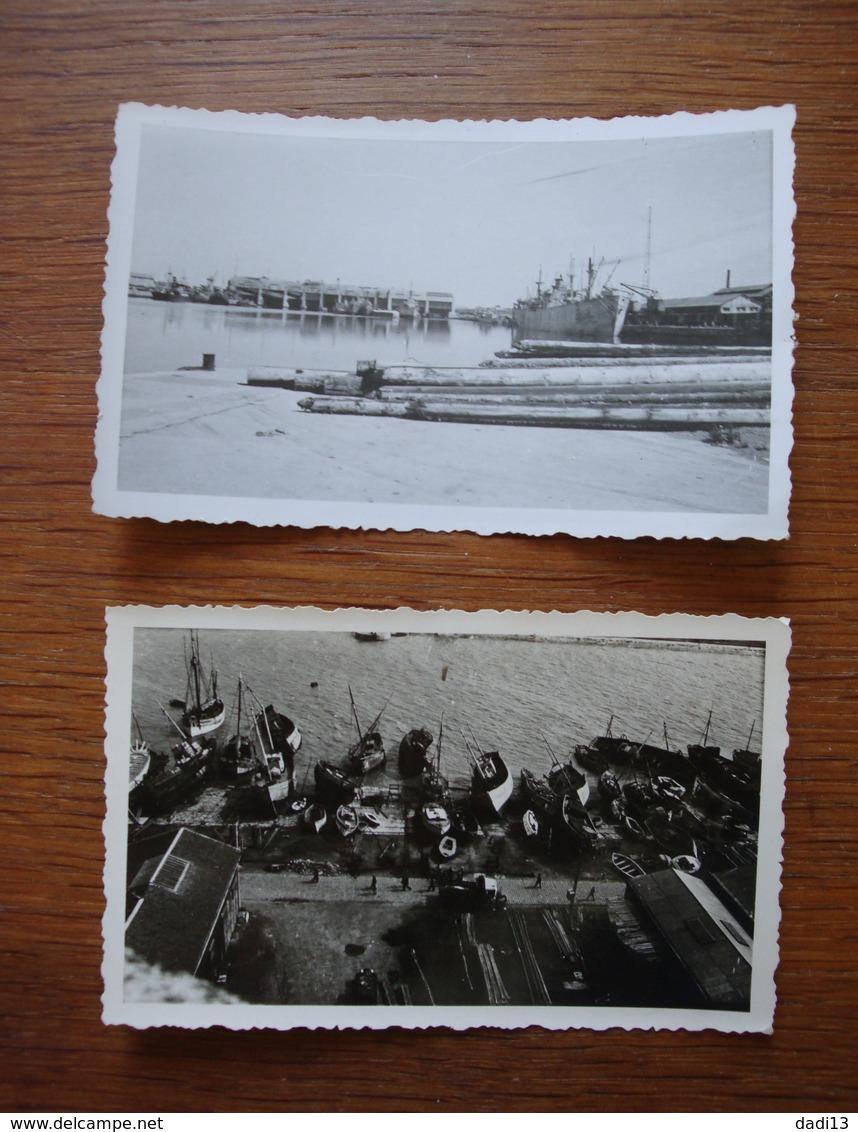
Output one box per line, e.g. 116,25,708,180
129,123,774,309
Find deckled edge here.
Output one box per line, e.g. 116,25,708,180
92,104,796,541
102,605,790,1032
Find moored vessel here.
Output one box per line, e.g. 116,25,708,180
179,630,225,738
314,760,357,803
346,686,387,775
398,727,434,778
511,260,629,345
466,729,513,819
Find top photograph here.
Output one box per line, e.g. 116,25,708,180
93,104,795,538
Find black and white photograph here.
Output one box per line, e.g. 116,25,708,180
94,105,795,538
102,606,789,1031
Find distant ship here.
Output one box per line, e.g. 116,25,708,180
511,260,629,345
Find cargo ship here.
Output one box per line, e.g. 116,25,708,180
511,260,629,345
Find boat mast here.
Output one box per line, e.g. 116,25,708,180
190,631,202,717
699,709,713,747
348,684,364,743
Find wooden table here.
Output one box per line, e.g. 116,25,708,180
2,0,856,1113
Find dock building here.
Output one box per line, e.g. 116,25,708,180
626,868,753,1009
125,827,241,983
227,275,453,318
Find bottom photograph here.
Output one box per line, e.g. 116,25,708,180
102,606,789,1032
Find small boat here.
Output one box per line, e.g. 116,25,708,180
398,727,433,777
335,804,360,837
129,736,152,791
303,802,327,833
622,814,647,839
450,802,480,840
466,729,513,818
671,854,701,874
346,686,387,775
436,834,457,860
421,801,452,837
612,852,647,880
621,780,658,820
522,809,543,839
598,770,622,800
179,630,225,738
520,766,560,816
557,790,600,846
652,775,685,803
314,760,357,803
353,631,391,642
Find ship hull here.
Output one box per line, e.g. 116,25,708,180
512,295,625,345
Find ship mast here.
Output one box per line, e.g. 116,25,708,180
643,204,652,292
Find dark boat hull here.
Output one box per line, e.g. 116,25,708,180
512,295,624,344
471,751,513,818
398,728,433,777
314,761,357,803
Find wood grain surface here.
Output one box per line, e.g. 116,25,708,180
2,0,856,1113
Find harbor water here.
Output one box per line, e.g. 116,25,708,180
124,298,512,375
132,628,766,792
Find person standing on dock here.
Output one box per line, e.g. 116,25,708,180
370,875,377,894
534,872,542,889
585,885,597,901
401,874,410,891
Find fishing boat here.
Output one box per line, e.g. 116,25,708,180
314,760,357,803
585,716,636,765
467,730,513,819
137,707,214,815
422,716,450,802
544,737,590,807
611,852,647,880
335,804,360,837
631,729,696,789
178,630,225,738
732,721,761,775
557,790,599,847
398,727,433,777
218,676,257,780
687,710,722,768
511,260,629,345
520,766,561,816
645,813,698,858
303,801,327,833
346,686,387,776
421,802,452,837
247,692,302,802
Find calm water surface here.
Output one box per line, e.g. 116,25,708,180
132,629,765,792
125,299,512,374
